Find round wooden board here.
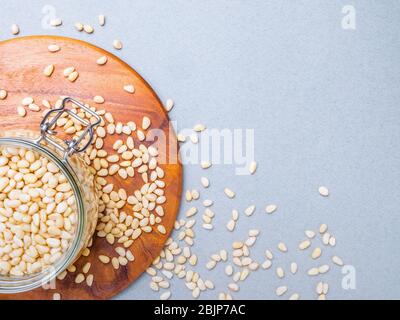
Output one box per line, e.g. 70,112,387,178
0,36,182,299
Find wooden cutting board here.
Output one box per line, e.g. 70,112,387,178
0,36,182,299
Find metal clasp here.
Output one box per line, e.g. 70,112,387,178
35,97,101,161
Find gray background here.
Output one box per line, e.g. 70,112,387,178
1,0,399,300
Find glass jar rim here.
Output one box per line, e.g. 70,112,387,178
0,137,86,293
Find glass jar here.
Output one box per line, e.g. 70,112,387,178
0,98,100,293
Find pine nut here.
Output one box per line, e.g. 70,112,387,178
265,204,277,214
113,40,123,50
75,273,85,284
48,44,61,52
98,15,106,26
277,242,288,252
276,286,287,296
290,262,298,274
245,205,255,216
68,71,79,82
319,224,328,234
201,161,212,169
160,291,171,300
0,90,7,100
83,25,94,34
165,99,174,111
93,96,105,104
311,247,322,259
123,85,135,93
11,24,20,35
75,22,84,31
276,267,285,278
50,18,62,27
97,56,108,65
249,161,257,174
17,106,26,117
318,186,329,197
332,255,344,266
224,188,235,199
299,240,311,250
98,255,110,264
43,64,55,77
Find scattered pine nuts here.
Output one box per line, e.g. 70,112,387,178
43,64,55,77
262,260,272,269
276,267,285,279
123,85,135,94
226,219,236,232
318,264,330,274
142,116,151,130
318,186,329,197
289,293,300,300
228,283,239,292
305,230,316,239
265,204,277,214
97,56,108,65
113,40,123,50
177,134,186,142
75,273,85,284
48,44,61,53
68,71,79,82
224,188,235,199
319,224,328,234
332,255,344,266
160,291,171,300
249,161,257,174
50,18,62,27
98,255,110,264
86,274,94,287
290,262,298,274
98,15,106,26
201,161,212,169
11,24,20,35
245,205,256,216
276,286,288,297
22,97,33,106
165,99,174,112
63,67,75,77
93,95,105,104
200,177,209,188
193,124,206,132
311,247,322,259
75,22,84,31
307,267,319,276
0,90,8,100
83,24,94,34
277,242,288,253
53,293,61,300
299,240,311,250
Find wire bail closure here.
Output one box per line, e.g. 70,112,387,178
35,97,101,161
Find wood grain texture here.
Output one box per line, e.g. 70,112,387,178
0,36,182,300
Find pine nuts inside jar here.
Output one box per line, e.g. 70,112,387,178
0,146,78,277
0,98,100,293
0,138,98,292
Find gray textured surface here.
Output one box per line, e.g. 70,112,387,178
1,0,399,300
